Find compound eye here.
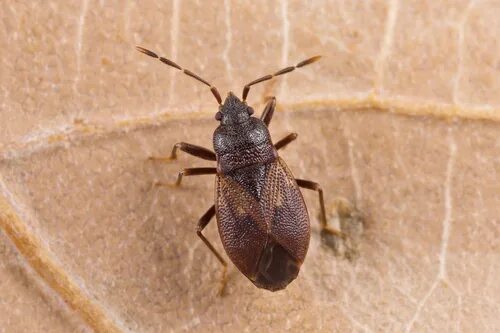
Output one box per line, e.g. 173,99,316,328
215,111,222,121
247,107,254,115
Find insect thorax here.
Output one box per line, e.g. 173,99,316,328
213,117,277,174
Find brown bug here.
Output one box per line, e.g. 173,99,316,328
137,46,342,292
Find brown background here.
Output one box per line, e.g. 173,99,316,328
0,1,499,332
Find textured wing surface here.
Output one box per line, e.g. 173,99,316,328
215,174,268,278
260,158,310,263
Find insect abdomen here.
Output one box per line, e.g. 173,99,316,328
215,159,310,291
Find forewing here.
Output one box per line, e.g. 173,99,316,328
261,158,310,262
215,174,268,278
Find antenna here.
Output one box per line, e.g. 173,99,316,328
136,46,222,105
241,56,321,101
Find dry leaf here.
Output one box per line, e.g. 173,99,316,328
0,1,499,332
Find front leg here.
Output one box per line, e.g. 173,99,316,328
274,133,298,151
260,96,276,126
149,142,216,162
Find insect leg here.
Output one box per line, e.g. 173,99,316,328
197,205,228,295
260,96,276,126
274,133,298,151
149,142,216,162
295,179,345,239
154,167,216,187
174,167,216,186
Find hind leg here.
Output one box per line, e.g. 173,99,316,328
197,205,228,296
295,178,345,239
